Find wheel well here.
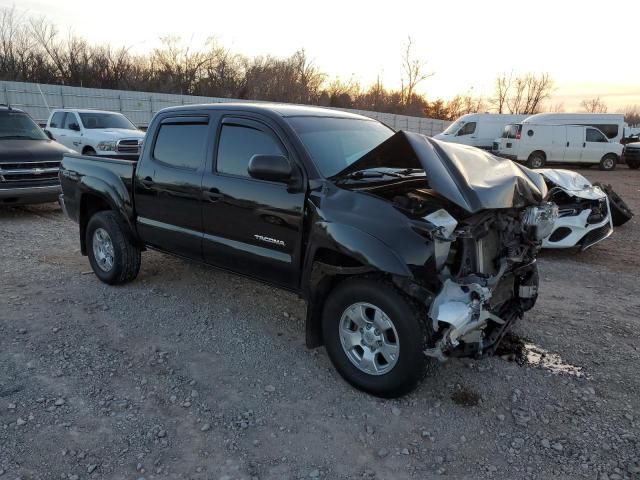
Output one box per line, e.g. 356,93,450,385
82,146,96,154
79,194,111,255
603,152,619,160
528,150,546,160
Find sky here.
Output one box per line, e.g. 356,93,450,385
5,0,640,112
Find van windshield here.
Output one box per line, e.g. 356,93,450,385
502,124,522,139
442,120,464,135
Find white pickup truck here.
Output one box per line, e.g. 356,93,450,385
45,109,144,160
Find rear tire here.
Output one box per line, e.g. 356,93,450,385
86,211,141,285
526,152,546,169
599,154,617,171
322,278,432,398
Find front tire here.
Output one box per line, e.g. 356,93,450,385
599,154,617,171
322,278,431,398
86,211,141,285
526,152,546,169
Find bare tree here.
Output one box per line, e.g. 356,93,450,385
581,97,608,113
491,72,512,113
623,105,640,126
401,36,433,106
504,73,553,114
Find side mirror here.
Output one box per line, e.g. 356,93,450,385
248,154,292,182
44,129,54,140
69,123,80,131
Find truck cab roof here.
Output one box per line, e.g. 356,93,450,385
157,102,372,120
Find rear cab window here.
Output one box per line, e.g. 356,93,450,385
153,119,209,170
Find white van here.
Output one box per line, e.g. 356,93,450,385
434,113,527,149
520,113,627,143
494,123,623,171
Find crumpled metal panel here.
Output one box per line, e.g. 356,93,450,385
336,131,548,213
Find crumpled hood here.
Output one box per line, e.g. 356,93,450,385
336,131,547,213
537,168,605,200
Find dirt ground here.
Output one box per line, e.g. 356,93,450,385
1,166,639,480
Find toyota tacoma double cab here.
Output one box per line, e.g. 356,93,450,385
59,103,557,397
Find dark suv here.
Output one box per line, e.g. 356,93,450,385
0,106,70,205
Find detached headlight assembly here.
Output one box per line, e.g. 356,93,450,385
522,202,559,240
96,141,116,151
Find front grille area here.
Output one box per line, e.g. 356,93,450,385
580,223,612,250
623,146,640,162
116,139,141,154
0,160,61,185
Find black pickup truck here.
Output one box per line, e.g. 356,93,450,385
59,103,557,397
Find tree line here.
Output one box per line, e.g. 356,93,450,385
1,7,637,123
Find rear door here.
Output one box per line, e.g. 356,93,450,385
583,127,609,163
134,115,211,259
201,115,306,289
564,126,583,162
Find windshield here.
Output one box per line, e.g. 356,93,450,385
79,112,137,130
0,111,48,140
288,117,394,177
442,120,464,135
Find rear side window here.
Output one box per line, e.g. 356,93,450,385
153,123,208,169
49,112,65,128
216,124,284,177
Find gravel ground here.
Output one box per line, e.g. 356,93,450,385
1,167,639,480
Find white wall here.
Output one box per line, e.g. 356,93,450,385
0,81,450,136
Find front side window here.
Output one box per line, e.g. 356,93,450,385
153,123,208,169
0,111,48,140
442,120,464,135
458,122,476,136
216,124,284,177
79,112,137,130
63,113,79,130
586,128,607,143
288,117,394,177
49,112,66,128
501,124,522,139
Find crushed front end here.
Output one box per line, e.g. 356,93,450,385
422,203,557,361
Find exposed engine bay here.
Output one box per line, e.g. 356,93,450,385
364,182,557,361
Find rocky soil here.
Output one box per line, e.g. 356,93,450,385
1,167,639,480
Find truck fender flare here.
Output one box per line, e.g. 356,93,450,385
78,176,136,254
302,223,414,348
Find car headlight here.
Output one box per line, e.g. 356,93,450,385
522,202,559,240
96,141,116,151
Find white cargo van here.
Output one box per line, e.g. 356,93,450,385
434,113,527,149
494,123,623,171
519,113,627,143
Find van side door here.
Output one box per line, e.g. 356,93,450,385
134,115,211,259
564,126,584,162
201,115,306,289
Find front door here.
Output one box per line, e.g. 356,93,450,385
134,115,211,259
201,116,306,289
583,127,609,163
564,126,584,162
56,112,83,152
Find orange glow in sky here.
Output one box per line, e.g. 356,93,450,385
6,0,639,111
